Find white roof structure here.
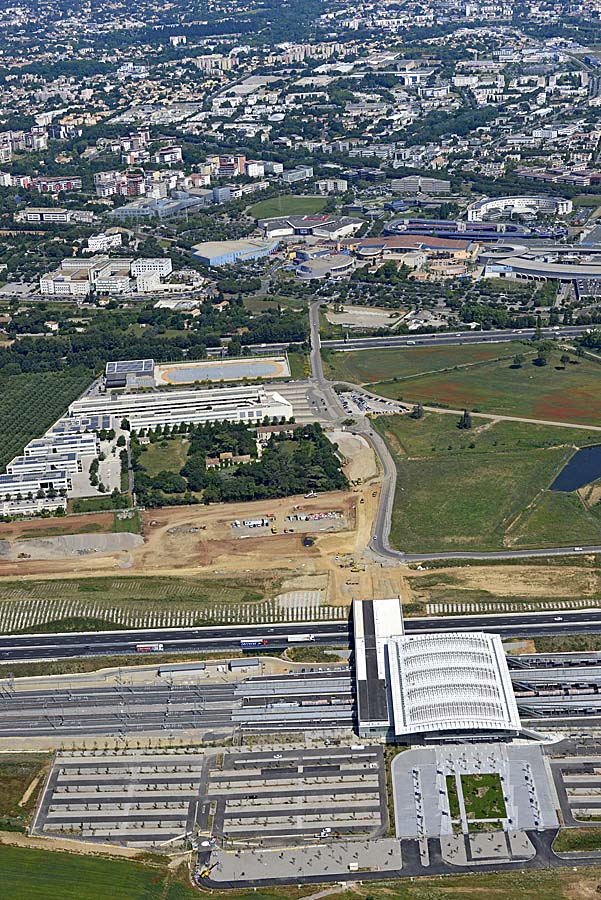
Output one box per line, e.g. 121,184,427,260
388,632,521,737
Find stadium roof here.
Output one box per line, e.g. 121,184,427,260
388,632,521,737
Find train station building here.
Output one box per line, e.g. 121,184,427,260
353,598,521,741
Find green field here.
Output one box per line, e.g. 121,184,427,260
375,413,601,552
323,342,519,385
0,844,198,900
138,438,189,477
325,344,601,425
2,843,601,900
0,369,92,470
248,194,327,219
554,827,601,852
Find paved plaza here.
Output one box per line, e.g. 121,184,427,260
392,742,559,839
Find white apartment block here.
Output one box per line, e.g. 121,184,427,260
69,385,293,431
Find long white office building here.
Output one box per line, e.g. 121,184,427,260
0,469,71,497
7,452,81,476
69,385,293,431
24,432,99,458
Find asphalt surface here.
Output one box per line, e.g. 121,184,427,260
6,610,601,663
322,324,592,352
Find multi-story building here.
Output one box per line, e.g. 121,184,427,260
282,165,313,183
87,232,123,253
69,384,293,431
31,175,82,193
153,145,183,165
130,258,172,278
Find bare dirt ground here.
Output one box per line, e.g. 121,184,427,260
408,562,601,603
0,828,141,859
0,513,114,541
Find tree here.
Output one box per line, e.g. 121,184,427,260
457,409,472,430
534,347,548,367
117,435,126,447
560,354,570,368
512,353,524,368
121,418,130,431
410,404,424,419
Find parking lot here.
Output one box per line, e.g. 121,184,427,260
339,390,406,418
550,753,601,825
34,750,208,847
200,746,387,844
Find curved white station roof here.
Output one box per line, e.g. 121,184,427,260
388,632,521,736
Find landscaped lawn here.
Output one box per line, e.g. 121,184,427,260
460,773,506,821
248,195,327,219
375,413,601,552
138,437,189,477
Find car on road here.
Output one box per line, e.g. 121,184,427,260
554,616,563,621
273,753,282,759
574,546,584,551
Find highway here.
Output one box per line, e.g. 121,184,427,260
5,611,601,664
0,621,351,663
322,324,592,352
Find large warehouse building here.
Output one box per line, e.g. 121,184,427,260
69,384,293,431
353,598,521,741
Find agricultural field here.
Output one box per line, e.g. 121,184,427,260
0,844,200,900
248,194,327,219
0,368,91,470
375,413,601,553
0,574,275,635
0,754,50,832
138,438,189,478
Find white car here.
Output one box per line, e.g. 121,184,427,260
272,753,283,760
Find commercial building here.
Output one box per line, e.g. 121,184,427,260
353,598,521,741
482,242,601,283
258,214,363,240
282,165,313,183
296,252,355,279
87,232,123,253
192,238,279,267
69,384,294,431
40,256,176,297
468,195,573,222
391,176,451,194
316,178,348,194
105,358,155,389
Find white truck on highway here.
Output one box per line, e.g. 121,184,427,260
287,634,315,643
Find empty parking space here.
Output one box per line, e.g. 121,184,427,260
199,746,387,843
34,751,210,847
